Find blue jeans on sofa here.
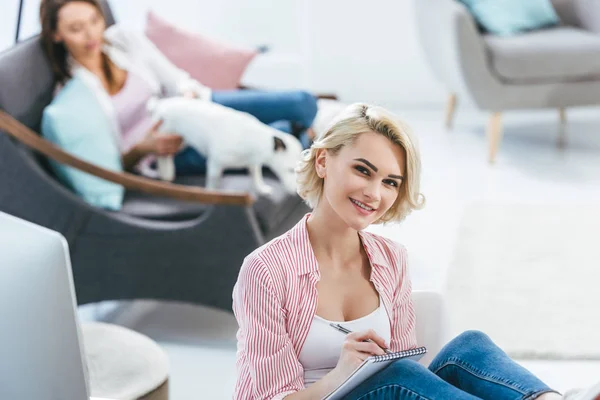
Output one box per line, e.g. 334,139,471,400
174,90,318,175
344,330,558,400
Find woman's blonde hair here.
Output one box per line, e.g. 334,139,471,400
296,103,425,224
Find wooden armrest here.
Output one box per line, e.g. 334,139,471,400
237,85,338,100
0,110,254,206
314,93,338,100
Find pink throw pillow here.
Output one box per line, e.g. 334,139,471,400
145,11,258,90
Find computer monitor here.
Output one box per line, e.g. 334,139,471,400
0,212,90,400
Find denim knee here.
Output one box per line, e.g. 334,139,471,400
432,331,493,363
452,330,492,347
378,359,426,381
290,91,318,128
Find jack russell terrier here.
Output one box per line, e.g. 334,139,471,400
147,97,304,196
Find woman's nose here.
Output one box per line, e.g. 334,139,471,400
363,180,381,200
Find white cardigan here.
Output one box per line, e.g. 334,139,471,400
65,24,212,148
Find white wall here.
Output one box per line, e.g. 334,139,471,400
0,0,446,109
305,0,445,108
0,0,21,51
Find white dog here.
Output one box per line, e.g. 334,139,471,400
147,97,304,196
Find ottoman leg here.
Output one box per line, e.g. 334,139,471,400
138,380,169,400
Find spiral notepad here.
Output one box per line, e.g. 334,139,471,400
323,346,427,400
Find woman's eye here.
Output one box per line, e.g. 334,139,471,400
384,180,399,188
355,166,369,175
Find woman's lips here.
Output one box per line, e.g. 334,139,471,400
85,41,99,50
350,197,376,216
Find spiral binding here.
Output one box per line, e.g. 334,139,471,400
371,346,427,363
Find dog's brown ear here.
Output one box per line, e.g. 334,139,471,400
273,136,287,152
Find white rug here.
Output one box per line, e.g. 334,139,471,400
446,203,600,359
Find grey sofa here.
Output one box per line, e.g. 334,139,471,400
416,0,600,163
0,0,309,311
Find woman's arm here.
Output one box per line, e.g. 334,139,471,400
121,121,183,172
233,255,305,399
104,25,212,100
282,372,343,400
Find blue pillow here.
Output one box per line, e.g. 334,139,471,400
42,77,124,210
458,0,560,36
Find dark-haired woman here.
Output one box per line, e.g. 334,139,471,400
40,0,317,174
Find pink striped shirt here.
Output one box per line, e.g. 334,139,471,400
232,214,417,400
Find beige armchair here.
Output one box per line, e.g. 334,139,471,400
416,0,600,163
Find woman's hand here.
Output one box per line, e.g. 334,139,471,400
137,120,183,156
330,329,389,382
122,120,183,171
284,330,389,400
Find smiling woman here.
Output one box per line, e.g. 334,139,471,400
231,102,589,400
296,103,425,225
231,103,430,398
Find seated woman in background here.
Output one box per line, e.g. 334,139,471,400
232,103,600,400
40,0,318,175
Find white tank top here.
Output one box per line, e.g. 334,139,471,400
298,300,391,387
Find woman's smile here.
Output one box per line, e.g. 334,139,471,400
349,197,376,215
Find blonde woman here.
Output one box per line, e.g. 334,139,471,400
232,103,599,400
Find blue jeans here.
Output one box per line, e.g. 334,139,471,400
344,331,558,400
174,90,318,175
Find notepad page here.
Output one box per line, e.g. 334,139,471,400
323,347,427,400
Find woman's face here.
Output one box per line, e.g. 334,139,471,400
316,131,406,231
53,2,106,59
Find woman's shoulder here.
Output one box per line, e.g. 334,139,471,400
241,229,298,277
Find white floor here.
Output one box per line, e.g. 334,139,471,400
80,108,600,399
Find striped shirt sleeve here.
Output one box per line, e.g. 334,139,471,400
389,244,418,352
233,255,304,400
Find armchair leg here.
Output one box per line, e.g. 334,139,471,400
445,93,458,130
487,112,503,164
558,108,567,148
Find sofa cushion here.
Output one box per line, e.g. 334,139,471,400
41,76,125,210
458,0,559,36
121,174,306,235
484,27,600,83
145,11,258,90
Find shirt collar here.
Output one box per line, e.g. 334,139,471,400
291,214,390,276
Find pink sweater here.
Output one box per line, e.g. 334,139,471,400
111,70,156,153
232,214,418,400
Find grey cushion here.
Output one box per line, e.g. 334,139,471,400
121,174,306,235
0,37,53,130
485,27,600,83
99,0,116,27
551,0,600,32
121,190,209,222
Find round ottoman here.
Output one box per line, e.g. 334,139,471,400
81,322,169,400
